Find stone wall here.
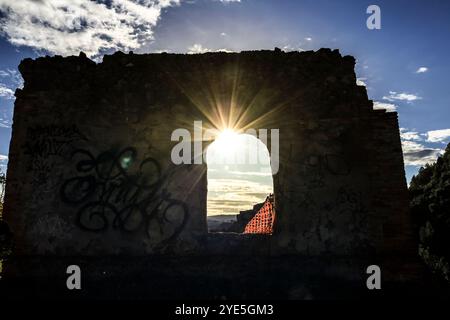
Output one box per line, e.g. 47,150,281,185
4,49,412,262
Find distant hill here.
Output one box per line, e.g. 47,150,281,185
207,215,237,232
207,200,266,233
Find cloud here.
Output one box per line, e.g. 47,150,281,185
281,44,304,52
400,129,422,141
373,101,398,112
416,67,428,73
0,154,8,161
0,68,23,88
0,0,181,58
187,44,234,54
229,170,272,177
383,91,422,103
207,178,272,215
304,37,312,41
356,78,367,87
426,128,450,143
402,140,427,153
0,69,23,99
0,84,15,99
403,149,443,166
400,128,446,166
187,43,210,54
215,48,235,53
401,140,443,166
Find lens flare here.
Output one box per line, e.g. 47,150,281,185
214,128,240,150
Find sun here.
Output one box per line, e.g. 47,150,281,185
214,128,240,150
206,128,247,165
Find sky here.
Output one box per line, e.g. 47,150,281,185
0,0,449,215
206,131,273,215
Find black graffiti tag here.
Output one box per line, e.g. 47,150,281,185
24,125,87,158
60,147,189,244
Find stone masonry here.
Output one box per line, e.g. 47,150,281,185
3,49,416,283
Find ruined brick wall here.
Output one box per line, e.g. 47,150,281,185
367,110,419,277
367,110,413,254
3,49,412,260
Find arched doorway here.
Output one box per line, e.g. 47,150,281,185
205,130,274,233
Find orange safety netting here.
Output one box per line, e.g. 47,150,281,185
243,194,275,234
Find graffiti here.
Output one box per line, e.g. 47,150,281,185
31,214,68,238
24,125,88,158
60,147,189,244
22,125,87,202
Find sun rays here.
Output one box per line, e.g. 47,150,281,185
163,58,285,217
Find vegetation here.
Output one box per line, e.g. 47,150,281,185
409,143,450,282
0,169,5,216
0,170,12,260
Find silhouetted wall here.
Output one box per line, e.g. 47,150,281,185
4,49,411,262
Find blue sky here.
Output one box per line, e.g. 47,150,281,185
0,0,449,212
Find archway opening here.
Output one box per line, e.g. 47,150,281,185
205,130,274,234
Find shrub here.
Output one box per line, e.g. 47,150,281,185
410,143,450,282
